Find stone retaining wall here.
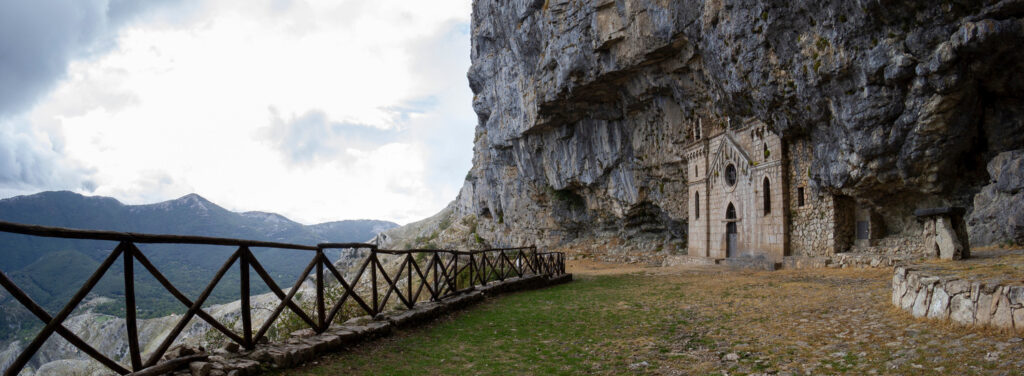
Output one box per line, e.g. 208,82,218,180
781,253,925,270
153,273,573,376
663,252,926,271
892,266,1023,333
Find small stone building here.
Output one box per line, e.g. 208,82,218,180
683,119,859,262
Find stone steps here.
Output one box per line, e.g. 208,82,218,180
718,257,779,271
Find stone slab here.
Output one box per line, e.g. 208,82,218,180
380,301,446,328
718,257,778,271
662,255,719,267
443,290,485,311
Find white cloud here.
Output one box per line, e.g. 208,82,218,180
7,0,476,225
260,107,399,166
0,117,96,193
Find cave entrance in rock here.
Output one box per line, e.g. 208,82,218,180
726,203,737,258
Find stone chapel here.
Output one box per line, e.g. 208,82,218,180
683,118,865,262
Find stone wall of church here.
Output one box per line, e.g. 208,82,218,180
745,162,787,260
789,193,838,256
685,140,709,257
706,136,730,258
749,128,787,260
787,138,853,256
687,180,708,257
702,125,786,260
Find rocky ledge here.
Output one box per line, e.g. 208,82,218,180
892,249,1024,332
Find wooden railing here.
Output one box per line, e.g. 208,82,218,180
0,221,565,375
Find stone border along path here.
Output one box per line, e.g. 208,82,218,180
892,265,1024,333
143,273,573,376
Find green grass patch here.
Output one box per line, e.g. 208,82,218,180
274,274,698,375
274,267,1024,376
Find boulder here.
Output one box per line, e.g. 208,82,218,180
969,149,1024,247
189,361,212,376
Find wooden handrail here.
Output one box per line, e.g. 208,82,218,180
0,221,564,375
0,220,318,250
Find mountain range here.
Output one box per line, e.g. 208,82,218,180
0,191,397,341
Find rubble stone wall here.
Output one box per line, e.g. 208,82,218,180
787,139,842,256
892,266,1024,333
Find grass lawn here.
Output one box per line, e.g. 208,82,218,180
273,265,1024,375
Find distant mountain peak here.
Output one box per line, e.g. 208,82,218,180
0,191,397,244
2,190,123,205
241,211,297,225
175,193,210,203
135,193,222,215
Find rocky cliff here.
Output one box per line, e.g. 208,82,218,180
385,0,1024,258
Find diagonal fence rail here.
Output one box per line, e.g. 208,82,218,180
0,221,566,375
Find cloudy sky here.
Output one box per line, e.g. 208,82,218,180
0,0,477,225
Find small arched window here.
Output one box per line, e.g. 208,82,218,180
763,177,771,215
695,192,700,219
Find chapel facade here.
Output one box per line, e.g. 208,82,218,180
683,118,861,262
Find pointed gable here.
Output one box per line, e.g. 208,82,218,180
709,133,753,189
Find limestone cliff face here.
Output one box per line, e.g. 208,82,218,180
969,150,1024,246
404,0,1024,258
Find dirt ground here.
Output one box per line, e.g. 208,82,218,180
566,258,666,275
587,262,1023,375
283,259,1024,375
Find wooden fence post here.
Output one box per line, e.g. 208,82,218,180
240,247,253,349
316,249,325,332
123,242,142,371
371,252,379,315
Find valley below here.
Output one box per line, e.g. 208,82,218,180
0,191,396,374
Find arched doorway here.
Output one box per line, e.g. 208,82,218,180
726,203,737,257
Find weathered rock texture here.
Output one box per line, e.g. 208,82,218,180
969,149,1024,247
395,0,1024,257
919,209,972,259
